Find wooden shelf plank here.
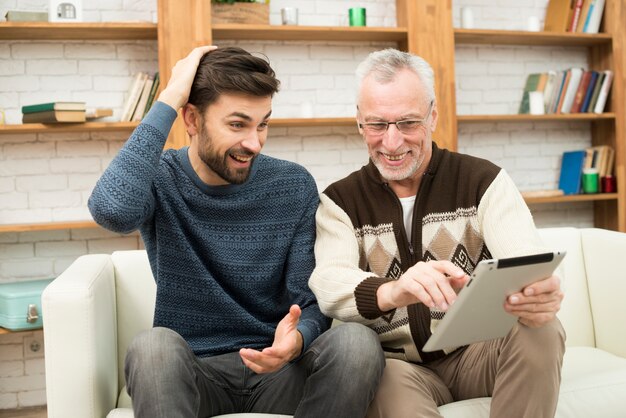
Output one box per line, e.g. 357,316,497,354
270,117,355,127
0,220,99,233
0,327,41,334
0,122,139,134
454,28,612,46
0,22,157,40
458,113,616,123
524,193,618,204
212,24,408,42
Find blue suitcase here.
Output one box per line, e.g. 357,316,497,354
0,278,54,331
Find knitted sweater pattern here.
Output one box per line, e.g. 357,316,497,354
89,102,328,357
310,143,545,363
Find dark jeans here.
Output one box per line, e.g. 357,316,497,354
125,323,385,418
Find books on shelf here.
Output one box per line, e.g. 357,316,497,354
121,72,159,122
517,68,613,115
4,10,48,22
559,145,615,195
543,0,606,33
22,110,86,123
21,101,86,124
142,72,160,119
22,101,85,114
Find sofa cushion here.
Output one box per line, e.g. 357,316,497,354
537,228,595,347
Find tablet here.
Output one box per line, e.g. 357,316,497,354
422,251,566,353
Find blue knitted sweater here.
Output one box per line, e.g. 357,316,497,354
88,102,329,357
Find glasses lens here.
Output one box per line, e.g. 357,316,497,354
363,123,388,135
396,120,422,134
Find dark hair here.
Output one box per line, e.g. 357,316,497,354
188,47,280,113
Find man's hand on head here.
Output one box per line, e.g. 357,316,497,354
157,45,217,111
504,274,564,328
239,305,304,374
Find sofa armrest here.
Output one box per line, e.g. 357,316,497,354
581,228,626,358
42,254,119,418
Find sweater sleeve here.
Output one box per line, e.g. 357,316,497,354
477,169,548,258
309,193,391,323
88,101,178,233
286,179,331,352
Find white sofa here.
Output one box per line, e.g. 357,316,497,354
42,227,626,418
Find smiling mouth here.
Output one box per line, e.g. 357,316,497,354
230,153,254,163
382,152,408,161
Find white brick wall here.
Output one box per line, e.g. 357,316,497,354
0,0,599,408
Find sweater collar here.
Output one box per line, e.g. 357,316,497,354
364,141,443,185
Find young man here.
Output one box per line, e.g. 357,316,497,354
309,48,565,418
89,46,384,418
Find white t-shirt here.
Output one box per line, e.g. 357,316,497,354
399,195,416,242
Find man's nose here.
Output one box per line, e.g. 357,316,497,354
241,130,263,154
381,124,404,151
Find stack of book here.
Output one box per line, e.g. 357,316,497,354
518,69,613,115
558,145,615,194
120,72,160,122
544,0,606,33
22,102,86,123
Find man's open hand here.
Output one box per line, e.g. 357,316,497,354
239,305,304,374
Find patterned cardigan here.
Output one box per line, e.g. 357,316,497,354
309,143,546,363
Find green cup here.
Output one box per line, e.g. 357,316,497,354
349,7,366,27
582,168,599,194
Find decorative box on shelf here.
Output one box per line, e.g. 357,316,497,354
211,0,269,25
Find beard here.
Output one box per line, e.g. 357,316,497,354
371,148,425,182
197,123,256,185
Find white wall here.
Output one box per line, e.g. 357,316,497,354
0,0,595,408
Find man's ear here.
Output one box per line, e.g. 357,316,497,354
182,103,200,136
356,106,364,136
429,101,438,133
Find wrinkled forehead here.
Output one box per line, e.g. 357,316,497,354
357,70,430,117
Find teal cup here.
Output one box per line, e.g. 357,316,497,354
349,7,366,26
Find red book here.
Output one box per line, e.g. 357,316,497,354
568,0,584,31
570,70,593,113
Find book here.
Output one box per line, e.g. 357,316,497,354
575,0,593,31
120,72,148,122
518,73,543,114
85,108,114,119
560,67,583,113
542,71,559,113
4,10,48,22
583,0,605,33
544,0,575,32
558,150,586,195
568,0,584,32
22,101,86,114
587,71,605,112
570,70,593,113
131,74,155,121
142,72,160,118
555,70,572,114
22,110,86,123
593,69,613,114
580,71,598,112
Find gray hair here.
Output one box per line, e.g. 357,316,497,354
355,48,435,102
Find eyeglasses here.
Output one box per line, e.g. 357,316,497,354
358,100,434,136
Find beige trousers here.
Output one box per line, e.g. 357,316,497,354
367,319,565,418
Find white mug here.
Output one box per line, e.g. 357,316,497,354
529,91,545,115
281,7,298,25
461,7,474,29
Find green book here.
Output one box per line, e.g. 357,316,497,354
518,73,542,114
4,10,48,22
22,102,86,114
142,72,160,118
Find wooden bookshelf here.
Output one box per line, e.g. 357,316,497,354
0,327,41,335
212,24,408,42
455,28,612,46
0,22,157,40
524,193,618,205
0,220,99,233
0,122,139,134
270,117,355,128
458,113,616,123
